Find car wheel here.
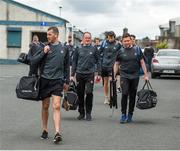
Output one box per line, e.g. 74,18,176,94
151,72,157,79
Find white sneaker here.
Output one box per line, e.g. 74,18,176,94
104,97,109,104
117,87,121,93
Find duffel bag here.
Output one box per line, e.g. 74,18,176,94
17,53,29,65
62,91,78,111
62,80,78,111
16,75,40,101
136,80,157,109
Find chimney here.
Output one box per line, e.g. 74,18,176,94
123,27,128,34
159,25,164,37
169,20,176,36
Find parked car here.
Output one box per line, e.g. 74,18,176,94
151,49,180,78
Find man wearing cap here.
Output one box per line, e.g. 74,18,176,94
100,31,121,104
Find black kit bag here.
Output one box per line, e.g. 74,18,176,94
62,80,78,111
16,75,40,101
136,80,157,109
17,53,29,65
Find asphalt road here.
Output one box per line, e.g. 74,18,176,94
0,65,180,150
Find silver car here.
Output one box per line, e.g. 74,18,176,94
151,49,180,78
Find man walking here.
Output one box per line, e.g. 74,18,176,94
115,33,148,123
28,34,45,76
100,31,121,104
30,27,69,143
144,45,155,72
64,35,76,75
94,37,101,50
71,32,101,121
64,35,76,67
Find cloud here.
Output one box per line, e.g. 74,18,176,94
14,0,180,39
61,0,118,15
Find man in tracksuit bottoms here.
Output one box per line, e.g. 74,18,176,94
71,32,101,121
115,33,148,123
100,31,121,104
30,27,69,143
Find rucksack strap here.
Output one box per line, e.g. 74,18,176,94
134,46,141,62
101,40,107,49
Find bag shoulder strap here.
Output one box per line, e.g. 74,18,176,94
101,40,107,49
134,45,141,61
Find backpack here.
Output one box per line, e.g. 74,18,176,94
62,80,78,111
134,46,149,76
134,46,144,76
136,80,157,109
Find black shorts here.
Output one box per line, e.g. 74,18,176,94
101,67,112,77
39,77,64,100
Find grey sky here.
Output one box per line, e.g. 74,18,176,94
14,0,180,39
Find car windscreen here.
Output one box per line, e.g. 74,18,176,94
157,51,180,57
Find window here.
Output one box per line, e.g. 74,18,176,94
158,51,180,57
7,27,22,48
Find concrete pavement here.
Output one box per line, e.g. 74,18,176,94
0,65,180,150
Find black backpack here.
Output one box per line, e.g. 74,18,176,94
136,80,157,109
62,80,78,111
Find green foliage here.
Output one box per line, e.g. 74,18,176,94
156,40,168,49
142,36,150,41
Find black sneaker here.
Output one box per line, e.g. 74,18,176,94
53,133,62,144
77,114,85,120
40,130,49,140
86,113,92,121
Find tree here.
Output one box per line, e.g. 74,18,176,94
142,36,150,41
156,40,168,49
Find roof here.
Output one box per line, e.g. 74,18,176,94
170,17,180,25
159,17,180,28
2,0,69,23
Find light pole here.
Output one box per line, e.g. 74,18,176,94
59,6,62,17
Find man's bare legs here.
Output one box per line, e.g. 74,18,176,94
103,77,110,104
52,95,61,134
42,97,50,132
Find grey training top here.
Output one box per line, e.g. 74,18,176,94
116,46,143,79
71,45,101,76
100,41,121,68
30,42,70,83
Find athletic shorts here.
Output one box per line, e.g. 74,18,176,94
101,67,112,77
39,77,63,100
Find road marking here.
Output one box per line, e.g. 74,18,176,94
0,75,18,78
